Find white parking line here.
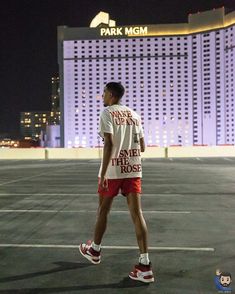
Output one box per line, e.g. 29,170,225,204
196,158,202,161
0,209,191,214
0,193,183,197
0,172,49,186
103,245,214,251
223,158,234,162
0,243,215,252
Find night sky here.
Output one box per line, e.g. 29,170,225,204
0,0,234,138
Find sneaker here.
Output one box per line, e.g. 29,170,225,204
79,240,101,265
129,263,155,283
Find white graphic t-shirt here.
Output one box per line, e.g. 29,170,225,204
98,104,144,179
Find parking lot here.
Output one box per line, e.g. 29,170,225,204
0,158,234,293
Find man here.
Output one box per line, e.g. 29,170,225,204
79,82,154,283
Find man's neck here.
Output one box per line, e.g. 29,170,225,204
109,100,121,106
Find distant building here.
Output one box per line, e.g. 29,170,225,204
41,76,61,147
20,76,61,146
20,111,50,140
0,139,19,148
0,138,40,148
58,8,235,148
50,76,60,125
40,125,60,148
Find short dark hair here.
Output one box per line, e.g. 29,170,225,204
220,272,232,278
106,82,125,99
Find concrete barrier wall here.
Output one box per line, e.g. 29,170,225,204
0,146,235,159
142,147,165,158
46,148,102,159
168,146,235,157
0,148,45,159
46,147,165,159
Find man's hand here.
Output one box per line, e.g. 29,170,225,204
140,137,145,152
100,176,108,190
100,133,113,185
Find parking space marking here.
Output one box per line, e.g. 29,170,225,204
0,243,214,252
0,172,50,187
0,209,191,214
223,158,234,162
0,193,183,197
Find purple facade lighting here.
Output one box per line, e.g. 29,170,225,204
58,8,235,148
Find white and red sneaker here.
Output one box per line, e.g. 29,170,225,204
129,263,155,283
79,240,101,265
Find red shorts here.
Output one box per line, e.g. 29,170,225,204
98,177,142,197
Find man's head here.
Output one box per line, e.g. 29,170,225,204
219,272,232,287
102,82,125,106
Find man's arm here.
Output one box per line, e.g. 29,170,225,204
100,132,114,179
140,137,145,152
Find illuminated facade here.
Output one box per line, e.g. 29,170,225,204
20,111,50,140
58,7,235,148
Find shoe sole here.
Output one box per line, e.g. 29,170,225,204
129,274,155,283
79,245,101,265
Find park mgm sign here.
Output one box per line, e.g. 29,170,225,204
90,9,235,39
100,26,148,37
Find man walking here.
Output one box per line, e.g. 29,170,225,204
79,82,154,283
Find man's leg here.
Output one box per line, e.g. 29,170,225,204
93,194,114,245
79,194,114,264
126,192,148,254
126,192,154,283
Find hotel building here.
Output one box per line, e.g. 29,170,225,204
58,8,235,148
